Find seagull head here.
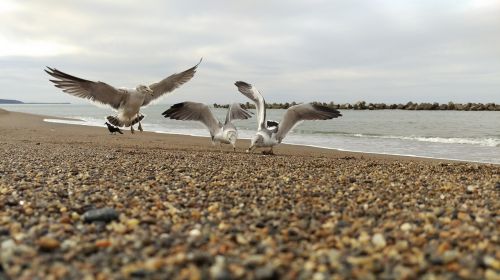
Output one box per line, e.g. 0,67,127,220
136,84,154,96
246,134,263,153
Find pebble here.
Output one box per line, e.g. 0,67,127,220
82,207,119,223
95,239,112,248
483,256,500,270
0,136,499,279
466,185,477,193
371,233,387,249
485,269,500,280
37,237,60,251
400,223,412,231
254,265,278,280
189,229,201,237
210,256,231,280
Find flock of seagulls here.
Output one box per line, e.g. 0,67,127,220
162,102,252,151
46,59,342,154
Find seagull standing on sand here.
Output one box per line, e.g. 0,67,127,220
234,81,342,155
105,122,123,135
45,59,202,133
162,102,252,151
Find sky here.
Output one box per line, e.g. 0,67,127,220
0,0,499,104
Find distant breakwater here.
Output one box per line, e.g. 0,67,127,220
214,101,500,111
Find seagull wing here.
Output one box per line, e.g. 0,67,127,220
276,103,342,142
234,81,266,130
45,67,125,110
144,58,202,106
162,102,221,137
224,103,253,125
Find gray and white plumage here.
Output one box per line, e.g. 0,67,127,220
234,81,342,154
45,59,202,133
162,102,252,150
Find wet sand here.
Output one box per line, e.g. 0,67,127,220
0,109,499,279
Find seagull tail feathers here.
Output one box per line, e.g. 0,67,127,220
107,114,144,127
106,116,124,127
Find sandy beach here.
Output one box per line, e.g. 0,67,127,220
0,108,499,279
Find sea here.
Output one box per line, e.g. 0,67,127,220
1,104,499,164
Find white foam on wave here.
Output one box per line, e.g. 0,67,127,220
349,133,499,147
44,118,87,125
282,142,499,165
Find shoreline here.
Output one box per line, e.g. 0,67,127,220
3,104,499,163
0,107,396,161
39,111,498,165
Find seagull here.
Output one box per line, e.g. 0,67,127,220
45,59,202,133
105,122,123,135
162,102,252,151
234,81,342,155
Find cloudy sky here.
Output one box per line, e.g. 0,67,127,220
1,0,499,104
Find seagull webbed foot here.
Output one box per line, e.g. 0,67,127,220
130,126,135,134
138,122,143,132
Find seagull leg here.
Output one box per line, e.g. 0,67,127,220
138,122,143,132
130,126,135,134
219,142,223,152
262,147,274,155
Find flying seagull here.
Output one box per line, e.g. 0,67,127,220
162,102,252,151
45,59,202,133
234,81,342,154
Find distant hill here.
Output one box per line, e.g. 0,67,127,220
0,99,70,104
0,99,23,104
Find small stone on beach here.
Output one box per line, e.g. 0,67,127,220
37,237,60,251
82,207,119,223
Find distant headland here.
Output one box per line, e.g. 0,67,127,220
0,99,70,105
215,101,500,111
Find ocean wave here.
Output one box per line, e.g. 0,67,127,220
45,118,500,148
283,142,498,165
349,134,500,147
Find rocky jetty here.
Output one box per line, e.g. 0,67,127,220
214,101,500,111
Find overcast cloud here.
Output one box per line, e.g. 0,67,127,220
1,0,499,104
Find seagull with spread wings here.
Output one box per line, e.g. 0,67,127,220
234,81,342,155
45,59,202,133
162,102,252,151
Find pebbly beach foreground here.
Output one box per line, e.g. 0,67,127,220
0,108,499,279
